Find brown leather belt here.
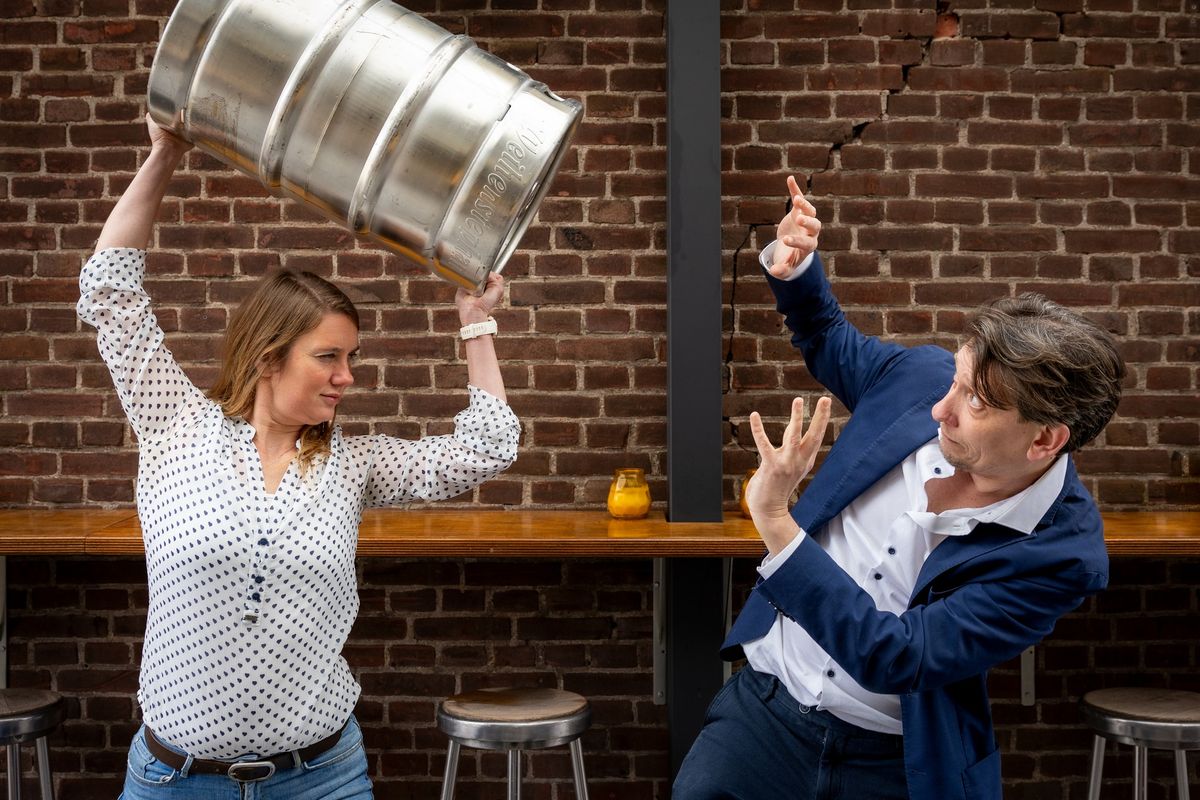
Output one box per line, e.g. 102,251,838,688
144,724,345,783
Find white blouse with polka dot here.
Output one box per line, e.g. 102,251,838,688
78,248,520,759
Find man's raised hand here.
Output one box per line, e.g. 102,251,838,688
768,175,822,278
745,396,832,552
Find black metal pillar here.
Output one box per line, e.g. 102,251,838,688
665,0,721,521
665,0,724,787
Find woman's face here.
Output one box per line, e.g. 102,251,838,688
262,313,359,427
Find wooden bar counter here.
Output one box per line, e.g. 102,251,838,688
0,509,1197,558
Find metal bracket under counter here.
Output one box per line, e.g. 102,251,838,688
1021,645,1036,706
0,556,6,690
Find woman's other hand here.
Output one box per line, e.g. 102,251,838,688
455,272,504,325
93,114,194,251
145,112,192,158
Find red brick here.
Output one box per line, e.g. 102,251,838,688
908,66,1009,92
1071,122,1162,147
469,14,565,37
23,73,114,96
0,21,57,44
960,12,1061,39
1064,230,1163,253
1063,13,1164,38
915,174,1014,198
1084,40,1128,65
807,66,905,92
0,122,68,147
767,14,860,38
968,121,1065,146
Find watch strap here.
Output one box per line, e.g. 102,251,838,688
459,316,498,340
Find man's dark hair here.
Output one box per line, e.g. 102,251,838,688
966,293,1126,453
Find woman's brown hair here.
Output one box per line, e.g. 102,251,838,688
208,270,359,472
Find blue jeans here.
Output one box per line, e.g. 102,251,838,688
674,666,909,800
119,716,373,800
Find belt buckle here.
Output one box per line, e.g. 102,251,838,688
227,760,276,783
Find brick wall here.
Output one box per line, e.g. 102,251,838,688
2,0,1198,797
2,0,1196,509
3,555,1197,799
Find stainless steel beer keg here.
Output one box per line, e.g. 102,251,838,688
148,0,581,291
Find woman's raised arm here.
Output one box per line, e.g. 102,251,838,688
455,273,507,403
95,114,191,252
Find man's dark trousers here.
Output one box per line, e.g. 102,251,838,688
673,666,908,800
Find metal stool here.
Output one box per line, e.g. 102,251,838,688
437,687,591,800
1081,687,1200,800
0,689,66,800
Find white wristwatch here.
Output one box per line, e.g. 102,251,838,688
459,316,497,340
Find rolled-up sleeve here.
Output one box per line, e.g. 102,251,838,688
77,248,207,443
361,385,520,506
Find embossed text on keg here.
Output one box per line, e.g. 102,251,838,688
450,125,547,267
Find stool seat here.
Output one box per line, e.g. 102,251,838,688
438,688,591,750
1081,688,1200,749
0,689,65,800
0,690,66,744
437,687,591,800
1081,687,1199,800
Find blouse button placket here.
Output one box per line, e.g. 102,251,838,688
242,439,278,627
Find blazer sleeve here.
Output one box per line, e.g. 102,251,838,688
754,516,1108,695
766,252,909,413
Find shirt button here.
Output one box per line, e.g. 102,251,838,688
251,592,261,602
826,669,835,678
254,575,264,584
258,538,269,546
874,573,883,580
888,547,896,555
934,467,942,474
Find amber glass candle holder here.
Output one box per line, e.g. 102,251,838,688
739,468,757,518
607,468,651,519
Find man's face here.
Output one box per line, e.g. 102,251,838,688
930,346,1045,482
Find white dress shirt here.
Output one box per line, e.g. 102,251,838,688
745,241,1067,734
79,248,520,759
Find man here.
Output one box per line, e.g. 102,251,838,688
673,176,1125,800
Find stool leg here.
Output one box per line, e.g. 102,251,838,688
7,743,20,800
439,741,461,800
507,749,521,800
34,738,51,800
1134,746,1148,800
1175,750,1190,800
1088,735,1106,800
569,739,589,800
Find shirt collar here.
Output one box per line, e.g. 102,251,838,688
984,451,1068,535
910,439,1068,537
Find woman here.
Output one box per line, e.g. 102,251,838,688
80,116,520,798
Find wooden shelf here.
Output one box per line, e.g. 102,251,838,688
0,509,137,554
85,509,763,557
0,509,1197,558
1093,511,1200,557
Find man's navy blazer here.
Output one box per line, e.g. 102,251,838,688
721,253,1109,800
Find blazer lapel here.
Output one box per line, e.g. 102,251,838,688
909,459,1074,604
792,385,945,535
